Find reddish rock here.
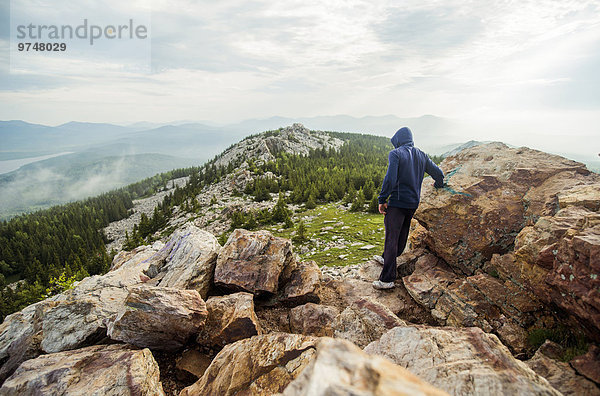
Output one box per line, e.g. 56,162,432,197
571,345,600,385
280,260,321,306
526,341,600,396
197,292,261,347
289,303,339,337
493,203,600,340
404,253,546,355
175,349,213,382
214,229,294,295
181,333,317,396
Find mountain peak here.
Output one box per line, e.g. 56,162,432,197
212,124,343,169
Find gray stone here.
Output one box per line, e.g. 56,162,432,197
0,344,164,396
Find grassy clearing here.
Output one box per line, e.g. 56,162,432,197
265,203,385,267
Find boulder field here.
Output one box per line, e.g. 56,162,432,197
1,143,598,395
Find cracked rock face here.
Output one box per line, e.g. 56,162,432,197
181,332,318,396
492,191,600,341
0,344,164,396
403,253,547,355
416,142,597,275
365,326,562,396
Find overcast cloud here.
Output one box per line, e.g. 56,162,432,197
0,0,599,156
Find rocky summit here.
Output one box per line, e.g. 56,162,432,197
1,140,599,395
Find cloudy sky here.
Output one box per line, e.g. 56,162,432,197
0,0,599,150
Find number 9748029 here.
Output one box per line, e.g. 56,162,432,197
17,42,66,51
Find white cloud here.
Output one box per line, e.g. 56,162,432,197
0,0,599,142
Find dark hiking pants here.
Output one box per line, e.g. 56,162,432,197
379,206,416,283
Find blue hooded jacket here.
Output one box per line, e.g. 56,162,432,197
378,127,444,209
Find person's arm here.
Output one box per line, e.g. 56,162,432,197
425,156,444,188
378,151,398,204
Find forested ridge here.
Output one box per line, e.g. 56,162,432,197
0,168,197,319
1,129,442,320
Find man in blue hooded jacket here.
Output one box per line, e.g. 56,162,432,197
373,127,445,290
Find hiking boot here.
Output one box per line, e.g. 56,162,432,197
372,255,384,265
372,280,395,290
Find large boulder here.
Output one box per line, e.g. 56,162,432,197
180,333,318,396
526,341,600,396
282,337,448,396
0,241,163,384
364,326,561,395
107,286,208,350
416,143,598,275
197,292,262,347
0,344,164,395
214,229,294,295
153,225,220,299
410,144,600,348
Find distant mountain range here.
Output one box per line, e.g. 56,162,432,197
1,114,597,218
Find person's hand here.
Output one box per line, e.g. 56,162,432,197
378,203,387,214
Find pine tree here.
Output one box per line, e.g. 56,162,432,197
350,188,366,212
272,193,292,224
305,194,317,209
369,195,379,213
293,220,308,243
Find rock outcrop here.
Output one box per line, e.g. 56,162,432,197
409,143,600,350
492,196,600,340
570,345,600,385
212,123,344,169
403,252,545,355
197,292,262,347
107,286,208,350
365,326,561,395
416,143,597,275
0,344,164,396
181,333,318,396
283,337,448,396
214,229,294,295
0,225,217,382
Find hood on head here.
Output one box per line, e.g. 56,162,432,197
391,127,414,148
